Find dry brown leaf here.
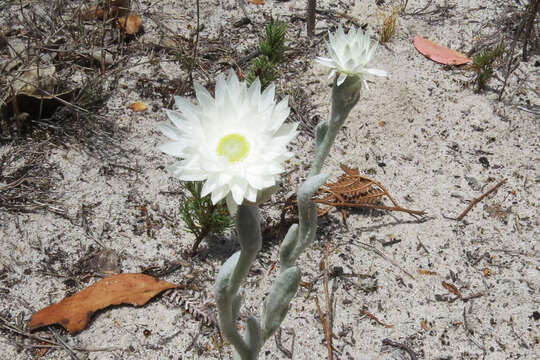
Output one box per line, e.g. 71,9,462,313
413,36,471,65
441,281,462,297
128,101,148,112
28,273,179,334
283,163,425,225
420,319,430,331
418,269,437,275
249,0,265,4
117,14,143,35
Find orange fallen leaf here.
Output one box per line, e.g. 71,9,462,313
441,280,462,297
418,269,437,275
249,0,265,4
420,319,430,331
413,36,471,65
117,14,143,35
128,101,147,112
28,273,179,334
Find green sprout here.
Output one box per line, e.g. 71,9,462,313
246,19,287,89
472,43,505,91
181,181,233,255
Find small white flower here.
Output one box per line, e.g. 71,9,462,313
316,25,387,88
158,69,297,208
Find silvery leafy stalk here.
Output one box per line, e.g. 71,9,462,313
157,25,386,360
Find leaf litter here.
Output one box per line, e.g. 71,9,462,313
28,273,180,334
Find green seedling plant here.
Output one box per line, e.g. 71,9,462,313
246,19,287,89
157,24,387,359
472,43,504,91
181,181,233,254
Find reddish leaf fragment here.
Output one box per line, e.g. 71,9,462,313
441,281,462,297
413,36,471,65
28,273,179,334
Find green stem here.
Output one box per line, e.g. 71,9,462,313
215,204,262,360
310,76,361,176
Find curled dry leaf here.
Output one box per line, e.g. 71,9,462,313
441,281,462,297
117,14,143,35
28,273,180,334
413,36,471,65
128,101,148,112
249,0,265,4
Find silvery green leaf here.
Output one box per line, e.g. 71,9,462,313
261,266,301,341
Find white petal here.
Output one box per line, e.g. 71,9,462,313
201,174,220,197
315,57,336,67
248,78,261,102
158,141,186,157
364,68,387,77
336,72,347,86
245,186,258,202
194,82,214,108
165,109,188,131
215,73,227,103
157,122,181,140
225,193,238,215
245,174,265,190
230,178,248,204
174,96,198,117
363,79,370,90
328,69,336,80
211,185,230,204
261,83,275,108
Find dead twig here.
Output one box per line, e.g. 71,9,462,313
188,0,200,86
314,295,333,360
0,317,121,352
49,327,80,360
275,327,293,359
323,238,333,360
354,241,415,280
382,338,418,360
361,309,393,328
454,179,507,221
307,0,316,37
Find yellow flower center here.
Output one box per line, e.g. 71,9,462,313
217,134,250,162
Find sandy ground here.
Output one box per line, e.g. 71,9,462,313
1,0,539,359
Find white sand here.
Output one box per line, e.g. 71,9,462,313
1,0,538,359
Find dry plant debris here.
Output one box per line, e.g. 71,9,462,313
454,178,507,221
81,0,143,35
413,36,472,65
441,281,462,298
28,274,180,334
286,164,424,225
116,14,143,35
128,101,148,112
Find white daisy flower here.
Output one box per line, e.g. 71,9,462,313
158,69,297,208
316,25,387,88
